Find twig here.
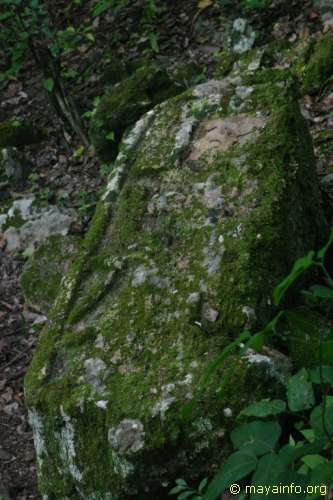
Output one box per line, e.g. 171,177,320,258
2,341,35,370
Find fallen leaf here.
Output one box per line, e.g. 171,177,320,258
308,9,319,20
198,0,213,9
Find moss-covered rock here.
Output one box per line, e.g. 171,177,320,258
213,51,236,79
0,147,33,186
171,62,205,89
0,118,42,148
101,55,129,86
90,63,180,161
20,235,81,314
0,197,75,253
302,34,333,95
26,75,327,499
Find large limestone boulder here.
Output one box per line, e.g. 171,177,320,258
25,75,327,499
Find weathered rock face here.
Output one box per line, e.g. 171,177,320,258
0,196,75,253
25,75,327,499
302,33,333,95
20,235,81,314
0,147,33,186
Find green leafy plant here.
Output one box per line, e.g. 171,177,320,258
91,0,129,18
0,0,88,145
171,230,333,500
169,478,208,499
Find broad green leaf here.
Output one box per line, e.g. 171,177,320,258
231,421,281,455
309,460,333,486
169,478,188,494
179,491,197,499
92,0,114,18
176,479,188,487
278,439,327,466
0,10,14,20
301,454,327,469
317,228,333,260
169,484,187,495
148,32,159,53
300,429,315,443
250,453,287,499
308,285,333,300
198,478,208,493
239,399,286,418
43,78,54,92
309,365,333,384
245,312,284,352
106,130,115,141
310,402,333,438
202,451,257,500
85,32,95,43
265,470,311,498
287,368,315,412
273,251,315,305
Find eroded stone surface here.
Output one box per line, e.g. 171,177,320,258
25,75,326,499
20,234,80,314
189,113,266,161
0,196,75,252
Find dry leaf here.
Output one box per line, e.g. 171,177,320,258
198,0,213,10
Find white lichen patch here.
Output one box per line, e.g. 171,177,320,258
102,109,157,202
80,357,111,394
0,196,74,253
192,78,240,101
108,419,145,455
243,347,291,383
231,18,256,54
132,264,157,286
192,417,213,434
95,334,105,350
57,406,83,482
112,453,135,479
28,408,46,468
242,306,257,330
95,400,108,409
173,104,197,156
202,230,225,276
151,383,176,420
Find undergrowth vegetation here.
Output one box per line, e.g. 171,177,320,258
170,230,333,499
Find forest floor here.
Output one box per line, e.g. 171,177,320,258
0,0,333,498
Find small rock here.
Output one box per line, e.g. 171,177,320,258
0,196,75,253
202,304,219,322
320,172,333,189
0,147,32,186
0,448,13,460
231,18,256,54
4,401,19,415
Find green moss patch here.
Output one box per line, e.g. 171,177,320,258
20,235,81,314
90,63,180,161
302,34,333,94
